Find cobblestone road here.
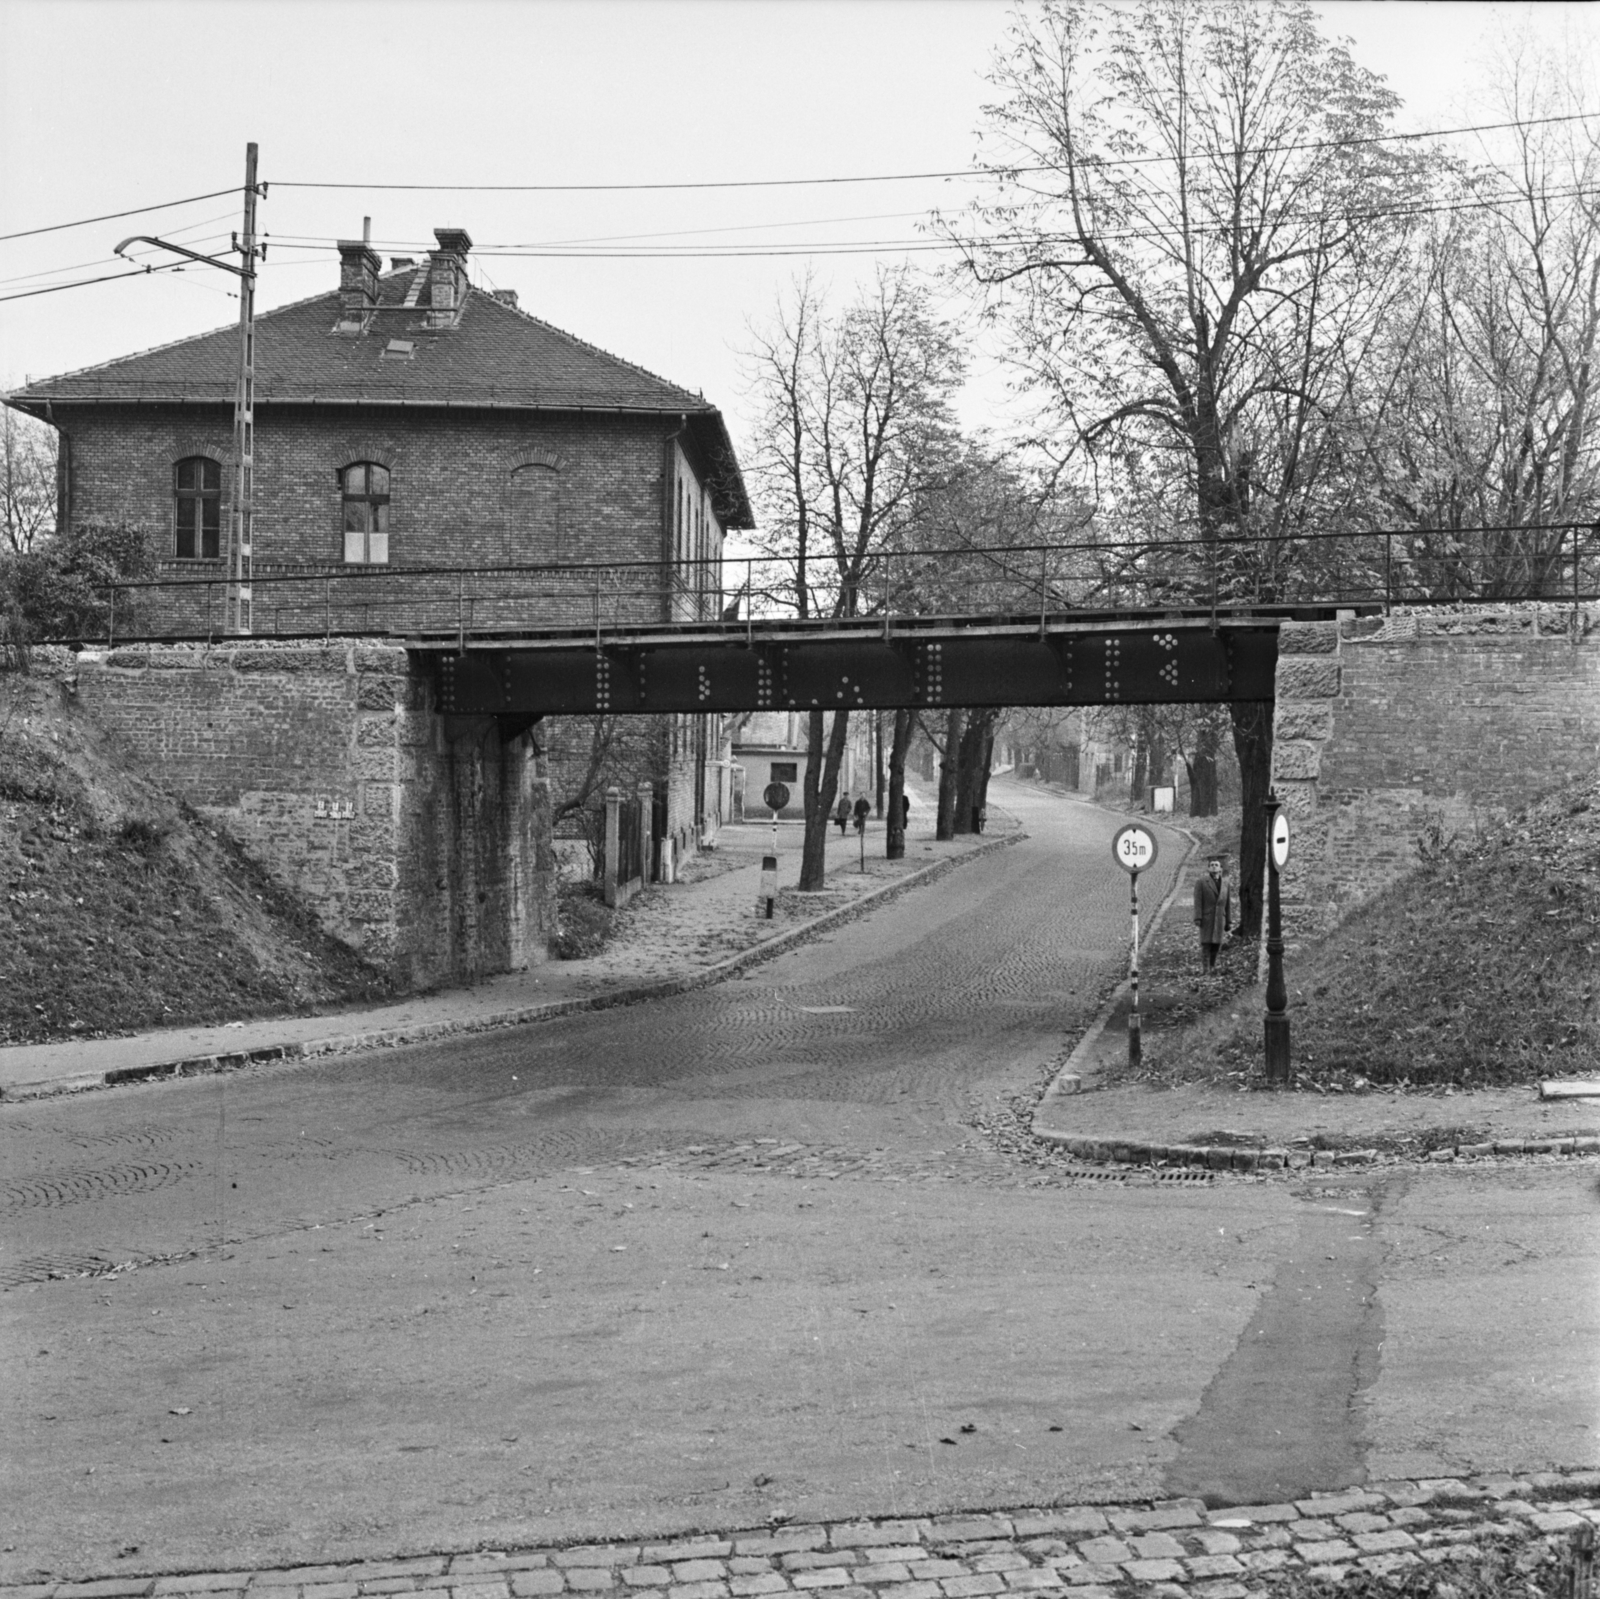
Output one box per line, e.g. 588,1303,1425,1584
0,784,1180,1284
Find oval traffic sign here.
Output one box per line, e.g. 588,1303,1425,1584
1270,808,1291,869
763,781,791,812
1112,823,1159,875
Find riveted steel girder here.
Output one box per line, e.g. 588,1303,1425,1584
431,621,1278,716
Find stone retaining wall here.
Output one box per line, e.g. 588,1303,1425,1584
1271,605,1600,942
74,640,553,989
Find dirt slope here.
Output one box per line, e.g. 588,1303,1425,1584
1136,779,1600,1087
1,657,391,1045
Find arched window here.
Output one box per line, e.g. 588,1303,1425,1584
509,463,559,558
174,457,221,559
341,462,390,564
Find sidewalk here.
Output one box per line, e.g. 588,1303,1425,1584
0,802,1019,1104
1033,838,1600,1170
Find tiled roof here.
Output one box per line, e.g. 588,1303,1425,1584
8,265,752,525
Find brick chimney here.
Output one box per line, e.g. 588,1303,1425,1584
337,238,381,329
490,288,519,310
427,228,472,323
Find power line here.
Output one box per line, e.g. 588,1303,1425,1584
0,186,242,246
0,214,239,291
269,111,1599,195
0,261,188,305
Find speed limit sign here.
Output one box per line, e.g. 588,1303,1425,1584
1270,808,1291,869
1112,823,1159,875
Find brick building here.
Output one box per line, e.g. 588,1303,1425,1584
6,227,753,870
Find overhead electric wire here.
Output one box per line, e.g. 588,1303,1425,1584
0,213,240,291
0,186,242,246
269,110,1599,194
0,260,189,305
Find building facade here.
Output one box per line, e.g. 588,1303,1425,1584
6,228,754,935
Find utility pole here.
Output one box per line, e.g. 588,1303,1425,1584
226,143,260,635
115,141,262,636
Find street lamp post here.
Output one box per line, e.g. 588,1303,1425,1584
1264,793,1292,1083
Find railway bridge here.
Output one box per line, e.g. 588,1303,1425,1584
53,597,1600,995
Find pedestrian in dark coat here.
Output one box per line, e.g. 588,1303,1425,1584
1193,856,1232,973
835,791,851,835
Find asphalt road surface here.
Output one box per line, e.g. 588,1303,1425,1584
3,781,1596,1581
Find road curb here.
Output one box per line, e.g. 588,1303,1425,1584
0,831,1022,1104
1031,1130,1600,1173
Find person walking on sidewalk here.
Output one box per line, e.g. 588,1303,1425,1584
1193,856,1232,974
835,791,852,835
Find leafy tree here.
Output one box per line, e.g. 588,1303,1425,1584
951,0,1433,934
743,267,964,889
0,522,155,664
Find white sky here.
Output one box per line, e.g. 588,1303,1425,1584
0,0,1592,469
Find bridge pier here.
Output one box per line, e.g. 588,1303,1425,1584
76,641,554,989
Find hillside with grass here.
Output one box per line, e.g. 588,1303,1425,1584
1,658,393,1046
1135,780,1600,1089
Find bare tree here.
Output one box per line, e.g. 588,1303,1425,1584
743,268,964,889
1,406,57,555
1354,40,1600,597
950,0,1432,934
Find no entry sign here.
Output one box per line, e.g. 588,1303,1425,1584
1112,823,1159,876
1270,808,1291,869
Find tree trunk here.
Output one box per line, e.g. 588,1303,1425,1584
1230,699,1272,938
886,707,912,859
935,706,963,840
874,711,885,817
975,719,996,823
954,708,996,833
1187,718,1219,816
799,708,851,891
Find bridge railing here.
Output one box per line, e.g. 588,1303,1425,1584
87,522,1600,644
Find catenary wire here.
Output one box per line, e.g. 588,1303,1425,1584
0,186,243,246
269,111,1599,193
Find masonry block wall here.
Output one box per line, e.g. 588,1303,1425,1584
58,405,699,635
1271,606,1600,943
74,640,554,988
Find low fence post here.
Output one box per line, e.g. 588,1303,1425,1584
602,786,622,908
637,781,653,896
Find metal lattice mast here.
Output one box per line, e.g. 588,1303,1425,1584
227,143,259,635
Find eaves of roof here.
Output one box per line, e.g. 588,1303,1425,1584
5,267,755,527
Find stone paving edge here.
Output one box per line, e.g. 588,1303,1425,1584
0,833,1023,1104
7,1469,1598,1596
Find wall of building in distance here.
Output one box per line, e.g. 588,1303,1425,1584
73,640,553,988
1271,606,1600,944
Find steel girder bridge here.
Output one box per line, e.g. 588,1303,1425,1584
419,604,1363,719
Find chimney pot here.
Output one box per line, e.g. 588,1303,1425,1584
336,239,382,326
427,227,473,319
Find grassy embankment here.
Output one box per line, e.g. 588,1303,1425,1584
1121,780,1600,1090
1,665,392,1045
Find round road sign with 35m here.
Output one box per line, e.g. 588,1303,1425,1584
1111,823,1159,875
